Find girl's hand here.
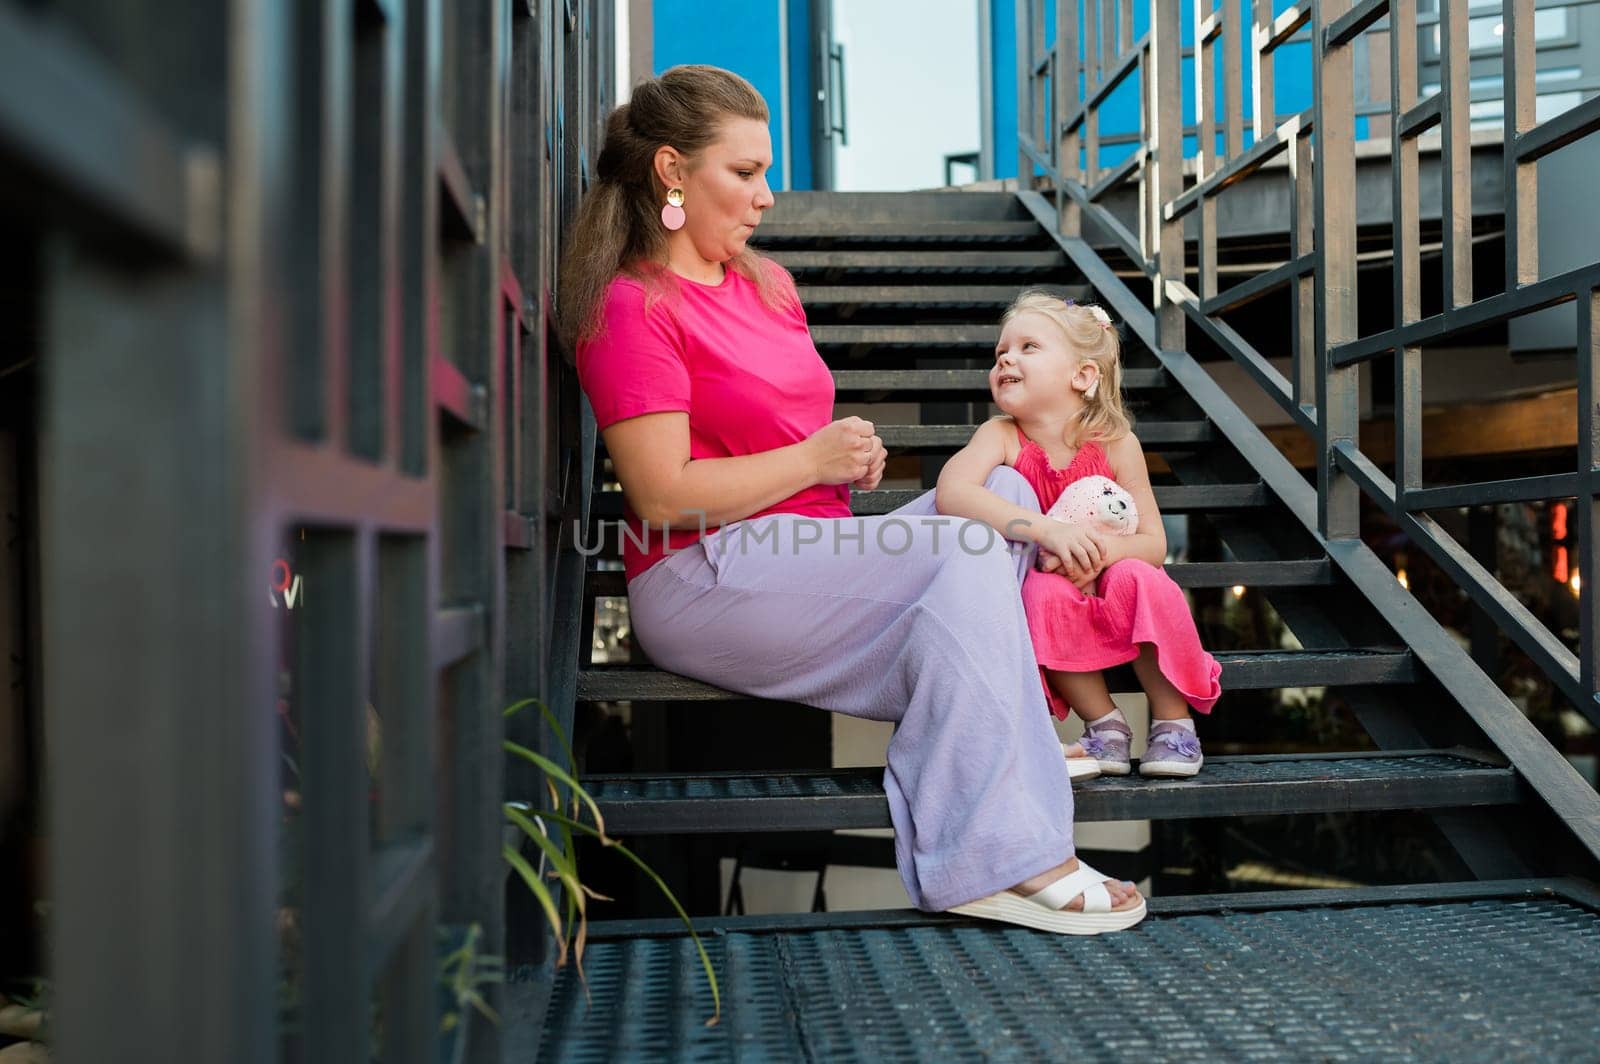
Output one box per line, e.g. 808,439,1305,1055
1038,520,1105,576
809,417,883,487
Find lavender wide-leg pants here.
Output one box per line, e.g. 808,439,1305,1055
625,466,1073,911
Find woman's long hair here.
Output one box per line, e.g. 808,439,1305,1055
1002,290,1133,447
557,65,791,351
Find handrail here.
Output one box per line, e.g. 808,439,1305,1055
1015,0,1600,772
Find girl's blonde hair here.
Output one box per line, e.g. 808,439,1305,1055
1002,289,1132,446
557,65,793,351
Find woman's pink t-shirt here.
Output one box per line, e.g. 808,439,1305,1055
576,264,850,582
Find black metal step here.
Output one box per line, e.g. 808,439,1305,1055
798,283,1092,307
764,189,1029,222
768,250,1067,274
876,421,1217,450
574,750,1516,834
587,482,1273,520
754,220,1044,243
831,367,1169,394
534,881,1600,1062
583,559,1334,600
812,324,998,347
576,648,1417,702
844,482,1271,514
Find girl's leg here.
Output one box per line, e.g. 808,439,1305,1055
1045,668,1134,774
1131,643,1193,721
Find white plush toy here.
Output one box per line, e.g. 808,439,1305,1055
1045,474,1139,537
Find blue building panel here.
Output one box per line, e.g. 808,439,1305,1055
654,0,790,186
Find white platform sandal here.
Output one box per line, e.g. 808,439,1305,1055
1061,742,1103,781
947,861,1147,935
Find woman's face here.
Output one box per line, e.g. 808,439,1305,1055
662,117,776,265
990,310,1082,416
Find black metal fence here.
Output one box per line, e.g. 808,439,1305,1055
1016,0,1600,725
4,0,608,1060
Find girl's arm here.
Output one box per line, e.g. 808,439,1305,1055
603,411,882,528
1101,432,1169,568
935,418,1054,547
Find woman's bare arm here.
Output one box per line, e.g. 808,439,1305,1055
603,411,880,529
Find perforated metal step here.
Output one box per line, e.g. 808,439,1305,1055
576,648,1417,703
579,751,1515,833
532,881,1600,1062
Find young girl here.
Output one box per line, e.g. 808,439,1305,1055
935,291,1222,777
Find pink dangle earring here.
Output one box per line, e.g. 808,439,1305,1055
661,187,686,231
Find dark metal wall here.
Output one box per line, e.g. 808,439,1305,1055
1,1,608,1061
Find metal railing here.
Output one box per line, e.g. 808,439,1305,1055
1017,0,1600,725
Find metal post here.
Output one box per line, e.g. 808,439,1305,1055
1313,0,1360,539
1151,0,1184,349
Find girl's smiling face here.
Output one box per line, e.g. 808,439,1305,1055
990,310,1082,415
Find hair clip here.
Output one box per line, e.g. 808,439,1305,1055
1088,305,1114,330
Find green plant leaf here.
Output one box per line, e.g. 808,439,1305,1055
503,741,608,837
502,844,568,967
504,805,586,919
502,697,578,777
535,808,721,1027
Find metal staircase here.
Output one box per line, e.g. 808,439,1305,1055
530,190,1600,1060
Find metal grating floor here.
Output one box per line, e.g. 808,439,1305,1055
534,892,1600,1061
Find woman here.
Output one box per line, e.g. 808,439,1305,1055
558,64,1145,934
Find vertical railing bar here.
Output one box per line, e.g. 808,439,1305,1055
1579,287,1599,706
1392,0,1422,497
1034,0,1048,161
1100,0,1113,88
1016,0,1032,183
1291,126,1316,410
1196,1,1219,301
381,10,406,472
1121,0,1133,55
1222,0,1244,160
301,531,370,1064
1086,99,1101,185
1315,0,1361,538
1502,0,1538,290
1152,0,1185,349
324,1,355,455
1439,0,1472,309
1252,0,1277,139
1057,0,1081,236
1139,47,1153,261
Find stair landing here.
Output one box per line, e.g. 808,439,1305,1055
532,880,1600,1061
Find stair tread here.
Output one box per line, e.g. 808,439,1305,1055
875,422,1216,447
831,367,1169,391
535,882,1600,1061
587,482,1273,519
812,324,999,345
799,283,1090,306
585,559,1334,597
754,220,1043,241
576,648,1417,702
769,250,1067,271
574,751,1515,832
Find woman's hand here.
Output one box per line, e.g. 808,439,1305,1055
851,437,887,491
808,416,884,487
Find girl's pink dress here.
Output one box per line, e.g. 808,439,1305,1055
1013,426,1223,721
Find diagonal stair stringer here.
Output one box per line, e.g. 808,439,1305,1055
1018,189,1600,862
